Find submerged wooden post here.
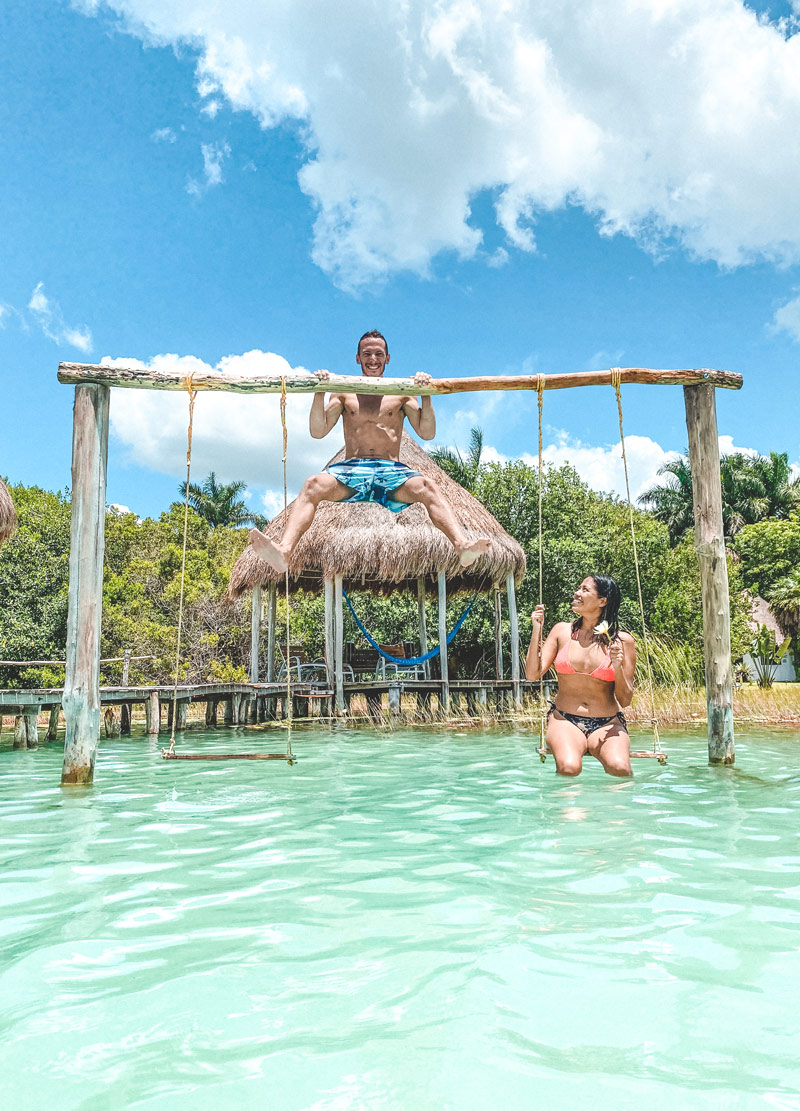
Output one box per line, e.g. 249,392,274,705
47,705,60,740
416,576,430,680
324,578,335,689
438,571,449,714
506,572,521,707
334,575,345,713
61,384,110,786
266,583,277,683
494,590,504,679
684,384,734,764
250,583,262,683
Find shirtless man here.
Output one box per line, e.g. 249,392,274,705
249,329,491,573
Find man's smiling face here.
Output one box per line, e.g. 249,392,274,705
356,337,390,377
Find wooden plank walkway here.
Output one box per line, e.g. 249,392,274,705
0,678,549,749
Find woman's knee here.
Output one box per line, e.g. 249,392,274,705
555,758,583,777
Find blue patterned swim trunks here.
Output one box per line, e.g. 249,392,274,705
326,458,421,513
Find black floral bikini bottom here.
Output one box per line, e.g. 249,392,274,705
547,702,628,738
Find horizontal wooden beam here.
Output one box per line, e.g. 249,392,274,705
58,363,743,395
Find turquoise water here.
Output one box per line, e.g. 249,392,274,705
1,728,799,1110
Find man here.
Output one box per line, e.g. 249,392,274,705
249,330,491,572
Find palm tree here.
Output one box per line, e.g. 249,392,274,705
177,472,269,529
638,456,695,545
639,450,800,544
769,571,800,643
430,426,485,492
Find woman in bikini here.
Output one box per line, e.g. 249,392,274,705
525,574,636,777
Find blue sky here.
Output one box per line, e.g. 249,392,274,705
1,0,799,519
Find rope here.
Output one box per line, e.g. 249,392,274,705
536,375,547,761
342,590,477,664
163,377,197,758
610,367,665,762
281,377,295,764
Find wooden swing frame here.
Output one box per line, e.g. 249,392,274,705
57,361,742,784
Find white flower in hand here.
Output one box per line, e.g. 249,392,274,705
594,620,610,640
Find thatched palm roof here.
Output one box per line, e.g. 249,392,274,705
0,478,17,547
229,434,525,597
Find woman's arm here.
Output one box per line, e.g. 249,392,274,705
525,610,563,680
611,631,637,707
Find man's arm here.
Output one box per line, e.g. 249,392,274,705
309,369,344,439
403,372,436,440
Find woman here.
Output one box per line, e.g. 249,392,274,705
525,574,636,777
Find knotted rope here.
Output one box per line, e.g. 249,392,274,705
610,367,665,762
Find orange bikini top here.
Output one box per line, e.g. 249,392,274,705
554,631,615,683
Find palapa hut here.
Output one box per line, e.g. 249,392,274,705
229,434,526,710
0,478,17,547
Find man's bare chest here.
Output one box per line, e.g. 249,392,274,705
341,395,404,425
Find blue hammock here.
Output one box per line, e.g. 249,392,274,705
342,589,477,666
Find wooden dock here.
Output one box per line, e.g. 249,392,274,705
1,678,547,748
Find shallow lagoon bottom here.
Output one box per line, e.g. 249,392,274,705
1,728,799,1111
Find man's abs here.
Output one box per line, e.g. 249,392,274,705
341,394,406,460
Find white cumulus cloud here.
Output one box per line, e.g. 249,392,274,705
27,282,92,351
772,292,800,341
103,349,340,506
78,0,800,288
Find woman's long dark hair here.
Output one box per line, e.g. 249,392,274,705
571,573,622,640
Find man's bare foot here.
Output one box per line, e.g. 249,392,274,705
457,537,492,566
249,529,289,573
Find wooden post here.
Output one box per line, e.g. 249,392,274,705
176,701,188,730
205,699,217,727
438,571,449,714
324,578,335,689
417,576,430,679
120,649,132,735
62,384,110,786
684,384,735,764
388,684,402,716
506,572,521,708
146,691,161,736
266,583,277,683
104,707,120,737
494,590,504,679
334,576,345,713
250,583,262,683
223,696,234,726
121,648,131,686
47,705,60,740
13,715,26,750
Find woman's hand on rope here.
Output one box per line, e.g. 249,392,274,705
531,604,545,633
609,638,625,668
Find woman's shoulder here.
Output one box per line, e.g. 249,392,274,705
550,621,573,638
617,630,636,645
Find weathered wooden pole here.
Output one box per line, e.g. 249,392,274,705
250,583,262,683
494,590,504,679
146,691,161,736
324,578,335,689
334,575,345,713
266,583,277,683
59,363,744,395
61,384,110,786
47,705,60,741
684,384,734,764
506,572,521,707
416,576,430,679
438,571,450,714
